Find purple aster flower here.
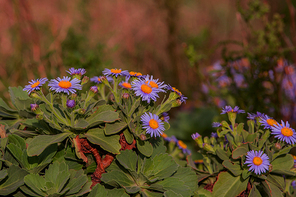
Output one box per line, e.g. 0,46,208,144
128,71,145,79
160,132,171,142
66,100,76,108
90,86,98,93
170,135,178,143
67,68,86,76
245,150,270,175
177,140,191,154
161,112,170,123
211,132,218,138
102,68,129,78
216,75,231,88
30,104,39,111
271,120,296,145
259,114,279,129
179,95,188,103
221,106,245,114
212,122,222,127
90,76,103,84
23,78,48,94
132,79,162,103
144,75,167,93
48,76,82,95
292,181,296,189
191,132,201,140
119,81,132,89
141,112,165,137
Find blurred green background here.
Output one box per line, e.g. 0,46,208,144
0,0,295,159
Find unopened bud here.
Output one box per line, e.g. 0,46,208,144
90,86,98,93
122,93,130,99
30,92,41,99
140,134,147,141
30,104,39,111
66,100,76,108
275,143,281,150
203,143,215,154
78,108,85,115
36,114,43,120
71,94,77,99
81,76,89,85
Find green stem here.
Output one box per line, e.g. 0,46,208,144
61,94,67,109
99,85,106,100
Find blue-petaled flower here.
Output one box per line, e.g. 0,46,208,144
191,132,201,140
30,104,39,111
141,112,165,137
160,132,171,142
271,120,296,145
160,112,170,123
211,132,218,138
119,81,132,89
90,76,103,84
170,135,178,143
102,68,129,77
245,150,270,175
48,76,82,95
90,86,98,93
132,79,162,103
177,140,191,154
66,100,76,108
212,122,222,127
144,75,167,92
221,106,245,114
166,85,187,103
259,114,278,129
23,78,48,94
67,68,86,76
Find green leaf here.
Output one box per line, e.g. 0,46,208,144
85,128,121,154
88,183,108,197
143,154,178,182
262,180,283,197
23,174,47,196
272,146,292,160
0,165,29,196
216,147,230,160
142,189,163,197
9,86,32,110
73,119,89,129
248,185,261,197
116,150,137,172
271,154,294,172
232,143,249,159
241,169,251,180
0,170,8,181
137,139,153,157
222,160,242,176
195,188,213,197
104,121,127,135
7,143,28,169
27,133,71,156
8,134,26,150
61,169,90,195
86,105,119,127
266,174,285,190
212,172,248,197
101,170,140,194
0,98,17,112
123,129,134,144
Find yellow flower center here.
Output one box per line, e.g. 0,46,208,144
281,127,293,137
141,84,152,94
178,140,187,149
136,72,142,76
292,155,296,160
146,81,158,88
97,77,101,82
111,69,122,74
149,119,159,129
58,81,72,89
253,157,263,166
121,82,131,89
31,81,40,88
194,159,203,164
267,119,277,126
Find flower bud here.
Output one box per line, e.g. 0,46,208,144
71,94,77,99
274,142,281,150
81,76,89,85
30,104,39,112
78,108,85,115
36,114,43,120
122,93,130,99
203,143,215,154
30,92,41,99
140,134,147,141
90,86,98,93
66,100,76,108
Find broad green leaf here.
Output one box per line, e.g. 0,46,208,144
61,169,90,195
195,188,213,197
143,154,178,182
137,139,153,157
27,133,71,156
85,128,121,154
212,172,248,197
23,174,47,196
7,144,29,169
164,190,182,197
0,170,8,181
9,86,32,110
86,105,119,127
142,189,163,197
262,180,283,197
107,188,129,197
123,129,134,144
271,154,294,172
241,169,251,180
8,134,26,150
0,165,29,195
248,185,261,197
74,119,89,130
266,174,285,190
232,143,249,159
116,150,137,172
0,98,17,112
222,160,242,176
216,147,230,160
104,121,127,135
150,138,167,159
272,147,292,160
88,184,108,197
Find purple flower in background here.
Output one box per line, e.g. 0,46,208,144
90,86,98,93
30,104,39,111
67,68,86,76
211,132,218,138
102,68,129,77
177,140,191,155
90,76,103,84
221,106,245,114
23,78,48,94
212,122,222,128
161,112,170,123
191,132,201,140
